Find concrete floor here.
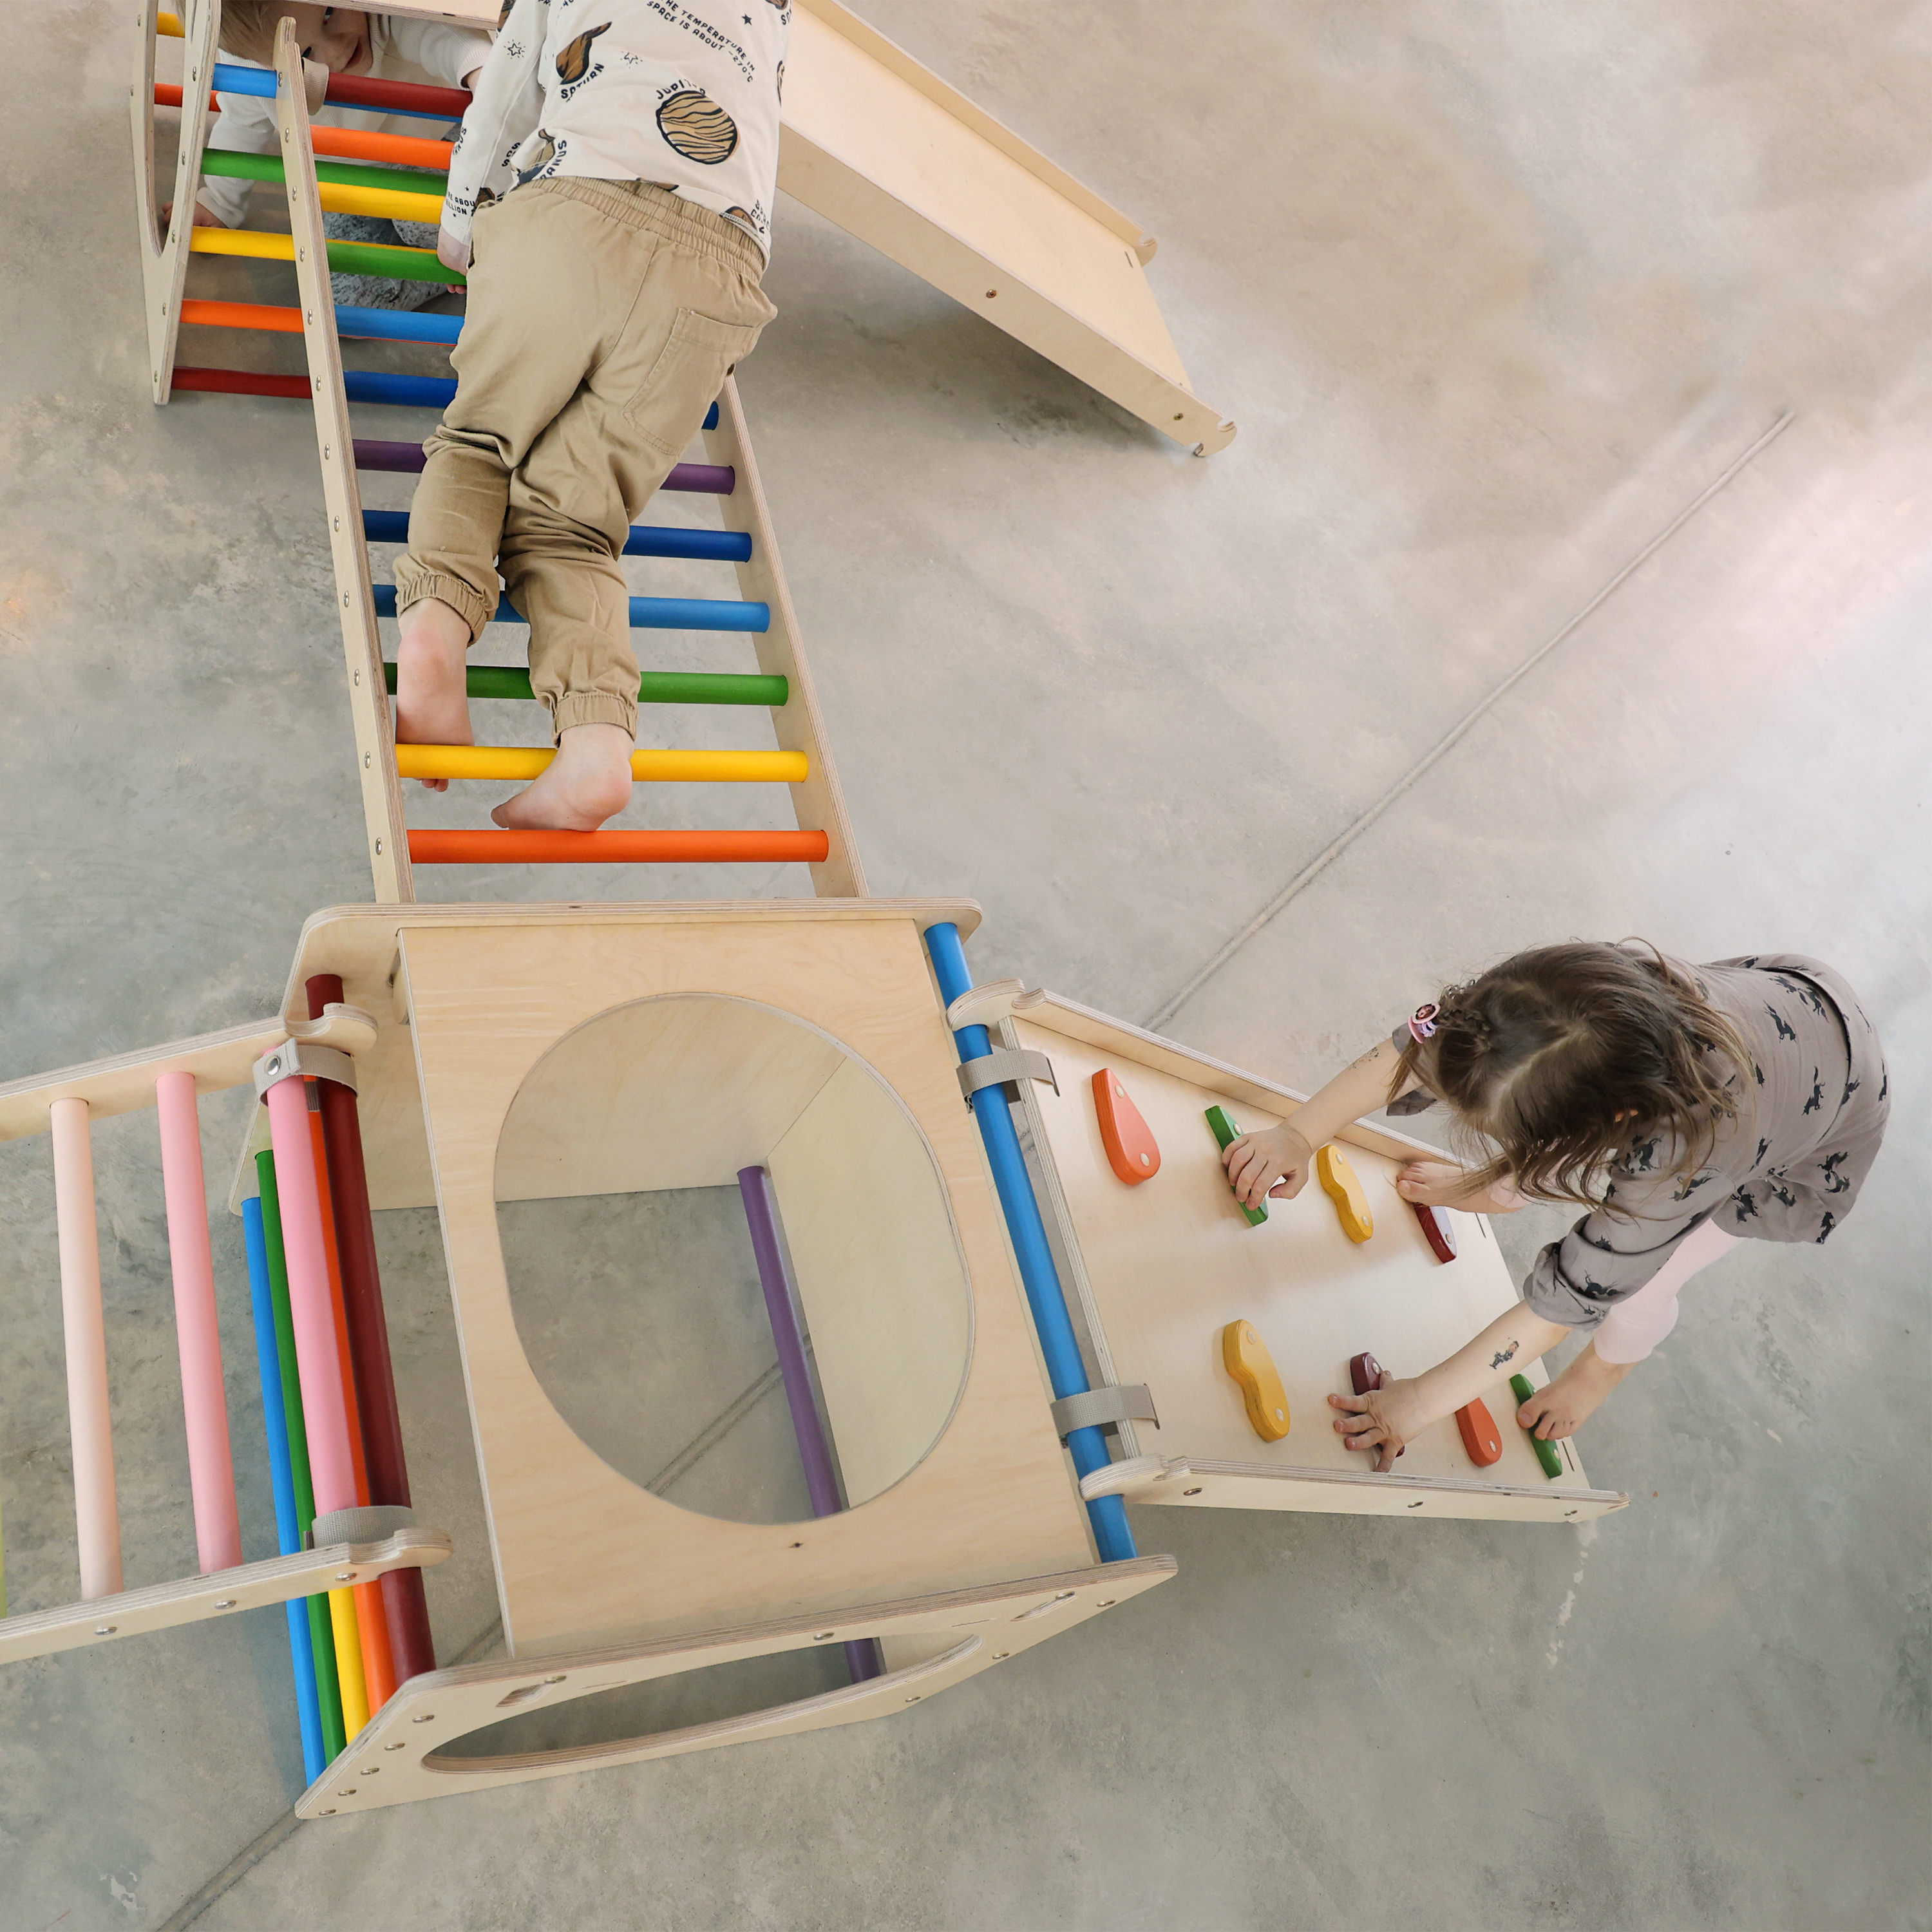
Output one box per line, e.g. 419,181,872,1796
3,0,1929,1925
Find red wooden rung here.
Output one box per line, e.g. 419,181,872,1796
408,829,829,864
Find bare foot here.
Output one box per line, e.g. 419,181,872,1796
1396,1159,1522,1215
492,722,634,831
1516,1345,1631,1441
395,596,473,791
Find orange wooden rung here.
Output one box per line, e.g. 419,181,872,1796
408,829,830,864
181,299,303,335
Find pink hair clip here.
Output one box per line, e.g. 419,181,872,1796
1407,1002,1439,1044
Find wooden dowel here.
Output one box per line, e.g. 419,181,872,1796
50,1098,122,1598
307,973,437,1685
307,1099,395,1709
155,1072,242,1573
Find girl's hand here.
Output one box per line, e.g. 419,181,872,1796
1327,1378,1421,1473
159,199,225,232
1224,1122,1316,1208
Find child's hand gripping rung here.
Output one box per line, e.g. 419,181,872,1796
1205,1106,1267,1226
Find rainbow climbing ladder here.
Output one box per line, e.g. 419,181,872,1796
134,0,861,900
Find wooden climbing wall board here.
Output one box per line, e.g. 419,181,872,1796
358,1,1235,453
1005,995,1627,1524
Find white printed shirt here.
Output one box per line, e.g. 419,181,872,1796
440,0,788,269
203,15,491,227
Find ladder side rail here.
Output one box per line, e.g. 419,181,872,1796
274,23,415,902
703,379,868,898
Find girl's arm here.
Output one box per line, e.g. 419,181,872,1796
1224,1037,1416,1208
1325,1303,1572,1471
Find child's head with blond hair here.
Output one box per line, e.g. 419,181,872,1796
219,3,372,73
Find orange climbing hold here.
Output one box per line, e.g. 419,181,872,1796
1455,1397,1504,1467
1092,1069,1160,1185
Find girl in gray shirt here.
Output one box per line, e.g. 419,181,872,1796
1222,943,1888,1463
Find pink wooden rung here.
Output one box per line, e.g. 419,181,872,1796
50,1097,122,1599
155,1071,242,1573
262,1077,357,1516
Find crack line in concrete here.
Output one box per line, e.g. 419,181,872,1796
1144,408,1797,1034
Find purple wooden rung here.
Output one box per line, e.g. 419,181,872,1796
350,439,733,494
737,1165,883,1686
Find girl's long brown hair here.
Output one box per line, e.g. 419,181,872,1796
1389,942,1754,1208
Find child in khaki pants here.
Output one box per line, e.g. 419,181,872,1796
395,0,784,830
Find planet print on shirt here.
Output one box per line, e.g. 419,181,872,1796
556,22,611,90
656,88,739,164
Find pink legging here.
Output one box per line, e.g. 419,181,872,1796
1591,1218,1742,1364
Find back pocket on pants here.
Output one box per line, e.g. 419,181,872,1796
627,307,764,458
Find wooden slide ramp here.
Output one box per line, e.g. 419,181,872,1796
363,0,1236,453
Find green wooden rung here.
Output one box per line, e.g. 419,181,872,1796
382,663,788,706
200,147,450,199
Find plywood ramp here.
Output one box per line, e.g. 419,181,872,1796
780,1,1234,454
316,1,1235,452
1007,995,1627,1524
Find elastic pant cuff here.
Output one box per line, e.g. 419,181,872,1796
551,690,639,739
393,567,492,645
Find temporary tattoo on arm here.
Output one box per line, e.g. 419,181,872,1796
1490,1341,1520,1368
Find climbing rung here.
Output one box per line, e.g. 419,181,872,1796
182,289,465,344
381,663,782,705
155,1072,242,1575
173,365,457,407
50,1098,122,1600
200,146,448,207
408,829,830,864
361,507,750,563
172,368,723,433
371,584,768,632
395,745,806,783
187,232,460,286
211,60,470,124
354,441,734,493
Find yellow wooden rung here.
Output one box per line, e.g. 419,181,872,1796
317,182,446,225
189,227,296,263
394,745,809,784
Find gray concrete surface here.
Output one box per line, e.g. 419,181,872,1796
3,0,1928,1926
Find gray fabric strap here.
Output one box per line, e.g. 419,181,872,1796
1049,1383,1159,1441
253,1039,357,1097
956,1046,1059,1104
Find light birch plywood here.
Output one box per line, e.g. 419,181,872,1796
779,1,1235,455
1010,1004,1627,1522
703,380,867,898
275,24,415,903
493,994,844,1202
0,1019,286,1142
132,0,218,402
297,1555,1172,1816
399,908,1093,1656
766,1057,974,1508
0,1528,452,1666
219,900,984,1216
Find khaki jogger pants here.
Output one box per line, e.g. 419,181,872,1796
394,179,775,738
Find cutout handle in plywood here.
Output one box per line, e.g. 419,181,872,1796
1220,1320,1289,1441
1316,1144,1373,1242
1092,1069,1160,1184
